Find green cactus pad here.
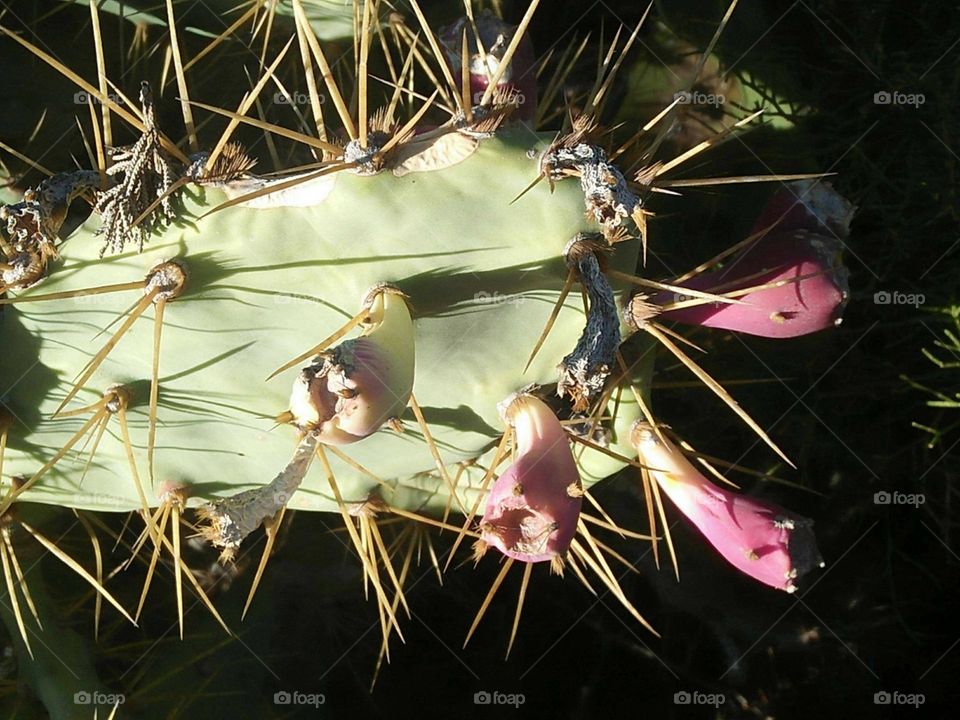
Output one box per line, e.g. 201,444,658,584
1,129,648,516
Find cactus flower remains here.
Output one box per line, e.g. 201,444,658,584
477,391,582,567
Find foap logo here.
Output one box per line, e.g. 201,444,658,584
674,90,725,107
273,690,325,707
873,490,925,508
73,91,124,106
874,690,925,707
673,690,725,707
473,690,525,707
72,291,122,306
873,91,925,108
474,291,525,306
74,691,125,706
673,291,719,308
473,89,526,105
73,492,127,509
274,292,316,306
274,91,325,106
873,290,925,308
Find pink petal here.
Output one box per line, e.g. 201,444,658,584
633,423,822,592
323,338,405,441
658,230,849,338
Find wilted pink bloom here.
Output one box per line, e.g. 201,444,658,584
632,422,823,592
440,12,538,122
652,181,853,338
656,229,849,338
479,392,581,564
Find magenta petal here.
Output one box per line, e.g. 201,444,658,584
324,338,399,440
480,395,581,563
675,482,821,591
633,423,822,591
654,181,853,338
658,230,849,338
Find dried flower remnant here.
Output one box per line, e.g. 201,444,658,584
440,11,539,122
540,118,646,244
1,171,99,291
95,81,179,256
198,434,317,560
477,391,582,568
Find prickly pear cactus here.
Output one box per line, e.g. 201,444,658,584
0,2,850,710
1,126,642,516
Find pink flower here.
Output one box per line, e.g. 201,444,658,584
654,181,853,338
631,422,823,592
479,392,581,563
656,229,849,338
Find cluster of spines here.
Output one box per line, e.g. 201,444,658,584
0,0,845,679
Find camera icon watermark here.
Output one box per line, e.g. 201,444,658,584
74,691,125,706
873,290,925,308
73,91,124,106
672,291,720,308
873,490,925,508
873,91,925,108
274,91,325,106
472,88,526,105
873,690,924,707
72,492,127,509
274,292,315,306
674,90,726,107
673,690,725,707
473,690,525,707
273,690,325,707
474,290,525,306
